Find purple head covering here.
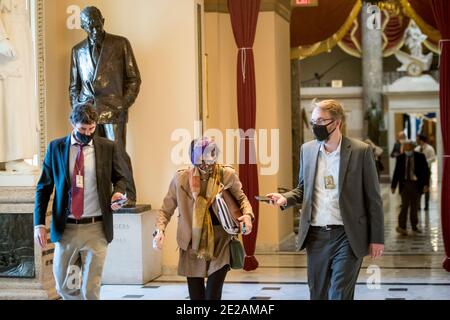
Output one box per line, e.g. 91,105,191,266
190,137,220,166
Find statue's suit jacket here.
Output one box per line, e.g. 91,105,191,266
283,136,384,258
69,33,141,124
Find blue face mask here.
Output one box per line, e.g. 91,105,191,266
405,151,414,157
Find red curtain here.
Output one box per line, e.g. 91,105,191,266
430,0,450,272
410,0,438,30
228,0,260,271
290,0,358,47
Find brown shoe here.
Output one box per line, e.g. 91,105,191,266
396,226,408,235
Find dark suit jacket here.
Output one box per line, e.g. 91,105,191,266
34,135,127,243
282,136,384,258
69,33,141,124
391,152,430,194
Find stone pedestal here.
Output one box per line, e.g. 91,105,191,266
102,205,162,285
0,184,58,300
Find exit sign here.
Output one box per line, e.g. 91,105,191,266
292,0,319,6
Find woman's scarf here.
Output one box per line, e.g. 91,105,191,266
189,164,222,260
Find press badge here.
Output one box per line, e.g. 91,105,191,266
76,175,84,189
324,175,336,189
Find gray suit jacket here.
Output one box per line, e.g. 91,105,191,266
283,136,384,258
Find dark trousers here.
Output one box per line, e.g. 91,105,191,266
97,122,137,202
305,227,363,300
399,181,420,230
187,265,229,300
418,176,431,210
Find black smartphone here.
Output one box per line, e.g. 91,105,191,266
255,196,272,203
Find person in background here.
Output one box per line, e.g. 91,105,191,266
391,140,430,235
154,138,254,300
415,134,436,211
391,131,406,158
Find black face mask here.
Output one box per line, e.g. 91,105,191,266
312,121,336,142
75,131,94,145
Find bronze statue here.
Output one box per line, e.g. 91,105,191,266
365,100,383,146
69,6,141,207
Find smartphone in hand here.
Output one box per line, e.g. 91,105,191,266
255,196,272,203
112,198,127,206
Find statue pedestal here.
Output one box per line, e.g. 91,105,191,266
0,186,58,300
0,171,40,187
102,205,163,285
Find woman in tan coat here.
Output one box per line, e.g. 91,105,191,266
154,138,254,300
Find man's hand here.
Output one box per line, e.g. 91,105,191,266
34,227,47,249
111,192,127,211
153,229,165,250
369,243,384,259
238,214,252,235
0,39,17,60
391,188,396,194
423,186,429,193
266,193,287,207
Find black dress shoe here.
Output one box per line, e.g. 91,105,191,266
123,199,137,208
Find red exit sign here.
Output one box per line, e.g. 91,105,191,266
292,0,319,6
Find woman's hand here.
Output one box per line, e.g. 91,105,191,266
238,214,253,235
153,229,165,250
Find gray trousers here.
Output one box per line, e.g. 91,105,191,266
53,222,108,300
305,226,363,300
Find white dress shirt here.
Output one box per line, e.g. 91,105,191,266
68,133,102,219
311,139,344,226
415,143,436,168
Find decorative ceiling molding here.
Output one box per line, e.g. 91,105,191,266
204,0,291,22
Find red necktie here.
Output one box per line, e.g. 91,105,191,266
71,144,85,220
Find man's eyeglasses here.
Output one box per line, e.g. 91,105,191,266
309,118,335,126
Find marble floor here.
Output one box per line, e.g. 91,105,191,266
100,183,450,300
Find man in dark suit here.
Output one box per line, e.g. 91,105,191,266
34,104,128,300
69,6,141,207
391,140,430,235
267,99,384,300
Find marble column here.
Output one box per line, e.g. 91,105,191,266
361,1,383,140
291,59,302,234
361,2,389,180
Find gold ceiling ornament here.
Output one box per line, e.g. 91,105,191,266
376,0,401,15
337,4,407,59
291,0,362,60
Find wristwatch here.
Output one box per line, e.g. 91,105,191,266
152,229,165,237
244,213,255,221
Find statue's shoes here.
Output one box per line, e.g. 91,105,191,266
123,199,137,208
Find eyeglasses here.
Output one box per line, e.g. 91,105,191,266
309,118,335,126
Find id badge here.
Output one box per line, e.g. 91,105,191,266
324,175,336,189
76,175,84,189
